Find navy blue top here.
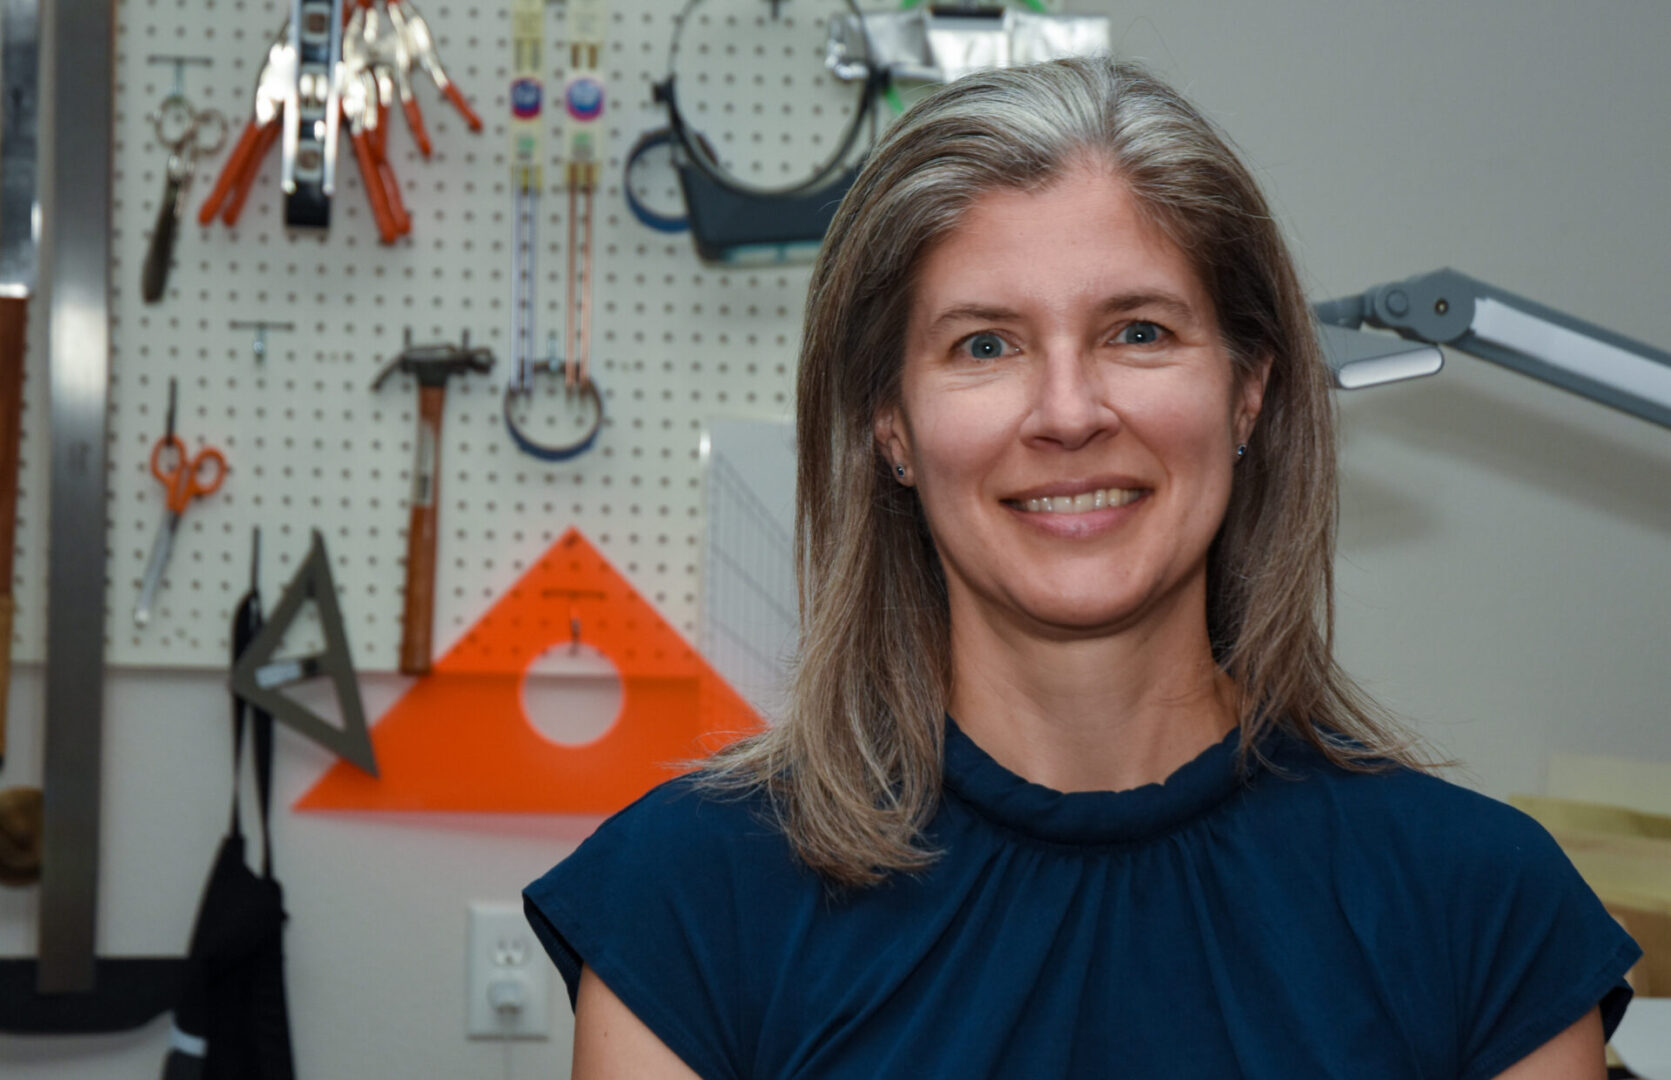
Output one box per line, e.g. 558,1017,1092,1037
524,720,1640,1078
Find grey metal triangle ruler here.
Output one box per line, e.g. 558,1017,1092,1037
229,530,378,776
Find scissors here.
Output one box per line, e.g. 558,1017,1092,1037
135,379,228,627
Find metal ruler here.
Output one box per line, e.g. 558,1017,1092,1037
38,0,114,992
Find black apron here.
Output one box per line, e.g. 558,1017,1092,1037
160,587,296,1080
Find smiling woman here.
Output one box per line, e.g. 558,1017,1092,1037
876,168,1265,781
524,58,1640,1079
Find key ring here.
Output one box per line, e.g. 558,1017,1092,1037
189,107,229,158
151,94,228,158
151,91,199,149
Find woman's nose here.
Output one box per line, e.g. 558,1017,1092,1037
1022,347,1117,450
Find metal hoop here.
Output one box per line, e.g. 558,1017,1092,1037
503,373,606,463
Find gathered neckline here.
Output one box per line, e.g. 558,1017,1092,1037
940,716,1264,846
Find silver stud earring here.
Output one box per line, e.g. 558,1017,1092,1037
1235,443,1248,461
895,464,907,479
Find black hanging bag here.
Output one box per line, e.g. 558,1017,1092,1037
160,584,296,1080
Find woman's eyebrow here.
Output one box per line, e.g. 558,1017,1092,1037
1095,291,1200,325
923,292,1201,337
922,304,1024,337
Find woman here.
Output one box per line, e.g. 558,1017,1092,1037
525,58,1639,1078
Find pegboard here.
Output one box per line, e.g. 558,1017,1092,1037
10,0,1064,671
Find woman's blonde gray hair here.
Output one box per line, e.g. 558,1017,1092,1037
699,56,1443,887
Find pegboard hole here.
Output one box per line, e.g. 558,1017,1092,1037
521,641,622,748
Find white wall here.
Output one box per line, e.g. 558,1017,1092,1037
3,1,1669,1076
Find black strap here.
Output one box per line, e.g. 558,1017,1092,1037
231,587,276,879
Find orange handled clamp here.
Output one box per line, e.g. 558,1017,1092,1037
198,26,289,226
388,0,482,136
197,0,479,239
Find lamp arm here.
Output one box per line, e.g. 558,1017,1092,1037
1319,269,1671,430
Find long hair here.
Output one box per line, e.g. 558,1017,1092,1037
699,57,1445,887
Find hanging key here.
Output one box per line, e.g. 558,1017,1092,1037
142,96,226,304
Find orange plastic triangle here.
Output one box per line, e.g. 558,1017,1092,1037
295,528,764,814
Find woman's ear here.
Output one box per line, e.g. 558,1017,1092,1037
874,405,911,481
1235,352,1274,444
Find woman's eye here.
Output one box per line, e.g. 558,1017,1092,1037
1115,321,1167,346
961,332,1010,361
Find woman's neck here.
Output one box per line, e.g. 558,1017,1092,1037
945,587,1238,794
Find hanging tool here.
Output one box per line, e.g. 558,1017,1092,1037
0,0,185,1025
650,0,875,266
38,0,118,1000
161,529,296,1080
388,0,482,137
506,0,542,395
282,0,344,228
229,530,378,774
562,0,604,393
374,0,484,156
141,88,226,303
502,0,605,461
371,332,493,675
339,0,409,242
198,0,477,239
136,378,228,628
196,23,291,227
294,528,762,814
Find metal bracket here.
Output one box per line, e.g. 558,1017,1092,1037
229,317,295,361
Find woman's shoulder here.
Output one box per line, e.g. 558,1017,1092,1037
1253,725,1572,883
531,771,802,907
523,773,810,1014
524,775,806,1078
586,772,785,860
1259,729,1643,1066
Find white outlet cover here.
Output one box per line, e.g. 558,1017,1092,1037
466,901,553,1040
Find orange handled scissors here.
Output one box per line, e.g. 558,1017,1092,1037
135,382,228,628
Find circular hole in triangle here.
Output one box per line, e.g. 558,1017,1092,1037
521,641,624,748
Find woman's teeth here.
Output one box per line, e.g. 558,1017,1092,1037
1017,488,1143,514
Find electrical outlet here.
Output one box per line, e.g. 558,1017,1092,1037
466,901,552,1039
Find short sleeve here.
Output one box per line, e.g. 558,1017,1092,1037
523,778,759,1080
1453,801,1642,1080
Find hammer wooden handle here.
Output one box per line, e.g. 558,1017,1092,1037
399,384,445,675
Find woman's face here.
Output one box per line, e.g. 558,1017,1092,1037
877,165,1267,641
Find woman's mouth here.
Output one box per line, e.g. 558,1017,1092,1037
1005,486,1145,515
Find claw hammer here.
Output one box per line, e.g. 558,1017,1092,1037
371,331,494,675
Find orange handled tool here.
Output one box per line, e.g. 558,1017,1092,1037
219,122,283,226
136,380,228,628
350,129,401,244
197,26,289,226
370,334,493,674
389,0,482,132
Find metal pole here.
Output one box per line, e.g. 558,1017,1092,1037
37,0,114,994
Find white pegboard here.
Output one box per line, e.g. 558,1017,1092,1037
10,0,894,670
12,0,1065,671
